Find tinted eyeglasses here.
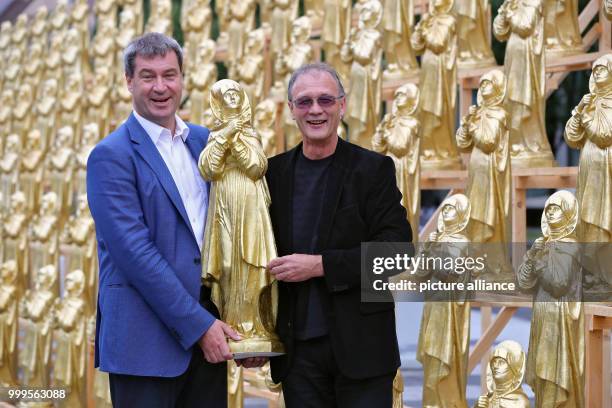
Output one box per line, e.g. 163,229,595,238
291,94,344,110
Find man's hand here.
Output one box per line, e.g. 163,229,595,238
235,357,268,368
268,254,323,282
198,320,241,364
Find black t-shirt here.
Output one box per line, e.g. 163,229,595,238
292,149,334,340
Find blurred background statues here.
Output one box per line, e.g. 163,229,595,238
236,29,266,111
322,0,352,83
382,0,418,79
188,39,218,126
254,99,278,157
543,0,582,57
453,0,495,68
0,260,19,387
1,192,29,295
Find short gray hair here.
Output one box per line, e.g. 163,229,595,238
124,32,183,78
287,63,346,101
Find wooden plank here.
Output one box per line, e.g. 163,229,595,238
420,170,467,190
480,306,493,394
592,316,612,330
578,0,600,32
585,326,604,408
512,166,577,189
468,306,518,373
600,1,612,52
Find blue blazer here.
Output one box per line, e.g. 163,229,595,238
87,113,215,377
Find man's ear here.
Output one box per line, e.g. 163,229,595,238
125,74,134,94
287,101,295,120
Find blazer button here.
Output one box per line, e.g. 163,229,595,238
194,257,201,265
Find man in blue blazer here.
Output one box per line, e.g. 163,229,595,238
87,33,252,407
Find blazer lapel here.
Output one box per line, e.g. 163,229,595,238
126,113,196,239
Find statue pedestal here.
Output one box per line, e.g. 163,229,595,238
230,337,285,359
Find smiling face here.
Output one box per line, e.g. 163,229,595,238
126,52,183,130
289,70,345,145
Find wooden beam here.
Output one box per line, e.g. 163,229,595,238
468,306,519,373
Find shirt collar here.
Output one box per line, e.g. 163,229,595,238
133,110,190,144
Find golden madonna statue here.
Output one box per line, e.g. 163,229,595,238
543,0,582,57
71,0,91,58
322,0,352,83
494,0,555,168
146,0,173,35
564,54,612,289
188,39,218,126
75,123,99,195
92,19,117,71
182,0,212,70
454,0,496,68
12,83,34,143
62,28,90,81
11,14,28,57
95,0,118,28
50,0,70,40
28,192,60,294
382,0,418,79
20,130,45,216
45,34,64,87
87,66,113,138
199,79,282,355
122,0,144,32
456,69,512,277
417,193,471,408
254,99,278,157
517,190,584,408
19,264,57,395
0,260,19,387
33,78,59,151
59,71,85,144
0,134,20,208
226,0,256,77
4,49,24,95
235,28,266,109
52,269,88,408
474,340,530,408
30,7,49,45
46,126,75,225
412,0,462,170
61,194,98,313
1,192,29,295
342,0,383,149
24,42,45,97
270,0,299,70
372,83,421,240
115,9,138,82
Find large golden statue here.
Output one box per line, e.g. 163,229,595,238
254,99,278,157
474,340,530,408
494,0,555,168
456,69,512,277
235,29,266,110
1,192,29,295
543,0,582,57
382,0,418,78
20,130,45,215
276,17,314,148
342,0,383,148
454,0,496,68
564,54,612,289
188,39,218,126
19,264,57,393
46,126,75,225
0,260,19,387
412,0,462,170
199,79,282,355
372,83,421,240
517,190,584,408
417,193,471,408
75,123,99,195
28,192,60,293
52,269,88,408
322,0,352,83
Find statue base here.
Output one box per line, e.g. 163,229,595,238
229,337,285,360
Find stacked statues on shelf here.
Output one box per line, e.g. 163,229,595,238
0,22,11,84
28,192,60,294
412,0,462,170
235,28,266,110
4,49,24,94
456,69,512,279
494,0,555,168
52,269,88,408
45,34,64,88
322,0,352,83
116,9,139,82
417,193,471,408
372,83,421,240
20,130,45,215
381,0,418,79
11,14,28,59
182,0,212,67
0,90,14,149
1,192,29,295
188,39,218,126
517,190,585,407
474,340,530,408
454,0,495,68
254,99,278,157
95,0,118,29
543,0,582,57
564,54,612,290
24,43,44,98
46,126,75,225
342,0,383,149
0,260,19,388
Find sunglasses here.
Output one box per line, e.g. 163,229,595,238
291,95,344,110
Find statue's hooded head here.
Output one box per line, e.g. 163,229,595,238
486,340,526,396
590,54,612,95
291,16,312,44
254,99,276,128
210,79,251,123
245,29,266,56
41,192,59,216
65,269,86,298
477,69,506,108
430,0,454,15
541,190,578,242
36,265,57,291
197,39,216,64
437,193,471,238
393,83,419,116
358,0,383,30
1,260,17,286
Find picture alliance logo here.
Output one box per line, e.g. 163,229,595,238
371,254,487,275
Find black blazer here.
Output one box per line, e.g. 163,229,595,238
265,138,412,382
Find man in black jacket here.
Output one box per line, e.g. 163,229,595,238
266,63,412,407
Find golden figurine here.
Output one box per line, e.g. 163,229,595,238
276,17,314,148
228,360,244,408
61,194,98,313
52,269,88,408
382,0,419,78
0,21,11,83
87,316,112,408
304,0,324,26
0,260,19,387
341,0,384,148
1,135,21,206
75,123,99,194
92,19,116,72
30,7,49,44
20,130,45,216
46,126,75,225
543,0,582,57
456,69,512,277
454,0,496,68
322,0,352,83
0,90,14,141
188,39,218,126
12,83,34,145
146,0,173,35
199,80,282,355
474,340,530,408
59,72,85,145
24,42,45,98
33,78,60,151
1,192,29,295
182,0,212,71
28,193,60,293
19,264,57,393
114,10,138,119
44,34,65,87
254,99,278,157
517,190,584,408
96,0,119,24
3,49,24,94
11,14,28,57
50,0,70,39
87,66,113,138
393,369,404,408
372,83,421,240
71,0,91,61
494,0,555,168
270,0,300,68
412,0,462,170
235,28,266,110
63,28,90,79
564,54,612,288
417,193,471,408
121,0,144,32
226,0,257,77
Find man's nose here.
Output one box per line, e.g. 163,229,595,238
309,100,324,114
152,76,166,91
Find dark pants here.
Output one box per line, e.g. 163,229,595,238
282,336,395,408
109,347,227,408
